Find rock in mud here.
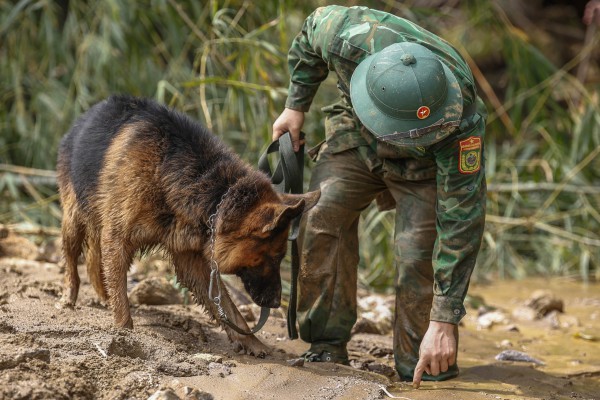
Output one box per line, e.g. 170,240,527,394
525,289,564,317
365,362,396,377
192,353,222,364
544,310,580,329
208,362,232,377
512,305,539,321
357,295,393,334
237,304,255,322
36,237,61,263
286,357,305,367
130,277,183,305
0,234,38,260
183,388,214,400
477,310,509,329
352,317,383,335
495,349,545,365
148,388,181,400
368,346,393,358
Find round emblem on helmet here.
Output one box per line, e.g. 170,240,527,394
417,106,430,120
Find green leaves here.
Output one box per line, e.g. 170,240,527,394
1,1,598,282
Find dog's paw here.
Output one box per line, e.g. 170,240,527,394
232,337,271,358
115,317,134,330
55,297,75,310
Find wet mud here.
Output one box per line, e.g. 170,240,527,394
0,239,599,399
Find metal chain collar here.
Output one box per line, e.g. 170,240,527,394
207,186,233,320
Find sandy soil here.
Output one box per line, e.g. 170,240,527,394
1,234,599,400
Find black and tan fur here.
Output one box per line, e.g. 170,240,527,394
56,95,319,355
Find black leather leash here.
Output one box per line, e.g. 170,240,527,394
258,132,305,339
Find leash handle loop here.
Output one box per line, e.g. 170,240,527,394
258,132,305,240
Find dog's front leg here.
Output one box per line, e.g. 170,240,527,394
216,288,270,357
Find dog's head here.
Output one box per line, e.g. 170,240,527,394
214,188,320,308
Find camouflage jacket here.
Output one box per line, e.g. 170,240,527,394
285,5,487,324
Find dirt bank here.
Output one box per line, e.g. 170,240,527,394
0,236,599,400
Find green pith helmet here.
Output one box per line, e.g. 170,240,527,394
350,42,463,147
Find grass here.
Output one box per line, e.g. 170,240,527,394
1,0,599,287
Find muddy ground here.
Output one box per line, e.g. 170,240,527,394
0,234,599,400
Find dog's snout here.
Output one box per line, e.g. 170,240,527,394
237,266,281,309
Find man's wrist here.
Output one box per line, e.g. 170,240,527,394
428,320,456,331
430,295,466,324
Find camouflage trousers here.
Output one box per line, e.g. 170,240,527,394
297,143,459,381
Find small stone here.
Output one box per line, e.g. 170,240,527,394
147,388,181,400
349,359,366,370
368,346,393,358
238,304,255,322
525,290,564,317
0,234,38,260
269,307,285,319
357,295,393,334
512,305,538,322
495,349,545,365
185,389,214,400
286,357,304,367
208,362,231,377
130,277,183,305
477,310,508,329
365,362,396,377
193,353,222,363
351,317,382,335
555,313,580,329
36,238,61,263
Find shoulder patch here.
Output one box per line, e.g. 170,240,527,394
459,136,481,174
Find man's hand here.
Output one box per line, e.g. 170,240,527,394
272,108,305,152
412,321,457,389
583,0,600,26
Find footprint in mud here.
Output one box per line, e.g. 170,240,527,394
105,335,148,359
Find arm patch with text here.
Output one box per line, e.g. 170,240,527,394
458,136,482,174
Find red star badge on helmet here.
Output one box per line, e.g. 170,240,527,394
417,106,430,120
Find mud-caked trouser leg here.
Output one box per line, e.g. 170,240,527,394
387,179,459,381
297,146,384,359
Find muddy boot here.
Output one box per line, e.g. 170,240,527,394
302,343,349,365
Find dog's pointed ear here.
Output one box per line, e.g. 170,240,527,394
279,190,320,210
262,190,320,233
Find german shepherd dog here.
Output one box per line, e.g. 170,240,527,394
56,95,319,355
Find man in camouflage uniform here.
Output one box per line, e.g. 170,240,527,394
272,5,486,387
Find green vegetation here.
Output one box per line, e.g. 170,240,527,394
1,1,599,287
